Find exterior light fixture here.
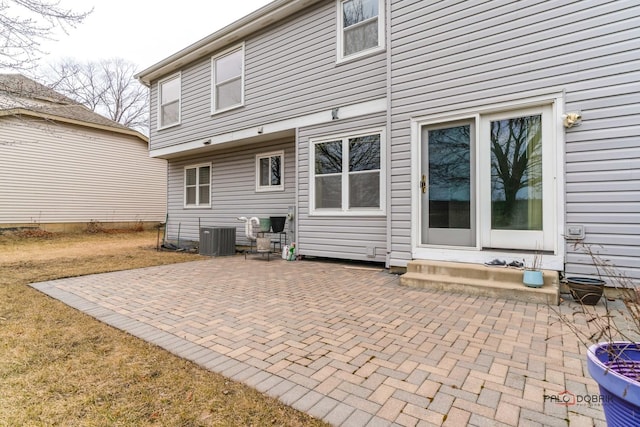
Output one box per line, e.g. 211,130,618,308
563,112,582,128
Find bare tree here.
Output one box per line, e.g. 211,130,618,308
42,58,149,134
0,0,91,70
490,115,543,229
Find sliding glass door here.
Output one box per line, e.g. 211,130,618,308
419,104,555,252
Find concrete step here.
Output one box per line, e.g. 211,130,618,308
400,260,560,305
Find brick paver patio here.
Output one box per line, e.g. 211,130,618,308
32,256,619,426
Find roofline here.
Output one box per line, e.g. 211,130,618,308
0,109,149,143
135,0,323,86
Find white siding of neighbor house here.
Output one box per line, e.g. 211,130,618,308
164,138,295,245
147,0,387,152
297,113,388,263
389,0,640,280
0,116,167,225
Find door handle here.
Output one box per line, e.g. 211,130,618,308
420,174,427,193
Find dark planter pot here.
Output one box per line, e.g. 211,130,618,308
566,277,605,305
587,342,640,426
270,216,286,233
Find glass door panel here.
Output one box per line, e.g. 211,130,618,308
421,122,475,247
480,105,554,251
490,114,543,230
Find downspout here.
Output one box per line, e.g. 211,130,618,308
385,0,392,269
294,127,299,248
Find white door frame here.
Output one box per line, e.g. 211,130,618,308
409,92,566,270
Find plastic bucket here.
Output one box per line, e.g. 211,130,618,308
259,218,271,232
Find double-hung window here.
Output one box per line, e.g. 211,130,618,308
158,73,181,129
211,45,244,113
256,151,284,192
184,164,211,208
311,130,385,215
337,0,385,61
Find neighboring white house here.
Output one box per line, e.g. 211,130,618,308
0,74,167,231
135,0,639,283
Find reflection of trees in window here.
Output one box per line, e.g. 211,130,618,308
349,135,380,171
349,135,380,208
258,154,282,188
490,115,542,229
271,156,281,185
314,134,381,210
342,0,379,56
315,141,342,209
427,125,471,229
428,125,470,201
315,141,342,174
256,153,284,191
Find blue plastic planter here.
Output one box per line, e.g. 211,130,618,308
523,270,544,288
587,342,640,426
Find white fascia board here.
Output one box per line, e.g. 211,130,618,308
150,98,387,159
136,0,324,86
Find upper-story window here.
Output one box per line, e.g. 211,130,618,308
337,0,385,62
211,44,244,113
158,73,181,129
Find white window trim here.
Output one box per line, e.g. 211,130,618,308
184,163,212,209
336,0,386,64
255,150,285,192
157,72,181,130
310,127,386,216
211,43,245,115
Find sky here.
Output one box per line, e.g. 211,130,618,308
35,0,273,72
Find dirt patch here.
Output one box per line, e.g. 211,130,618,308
0,230,328,426
0,230,163,263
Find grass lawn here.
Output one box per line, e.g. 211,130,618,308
0,229,328,426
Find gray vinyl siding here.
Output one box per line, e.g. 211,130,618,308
297,113,387,263
389,0,640,280
564,94,640,280
0,116,166,224
165,138,295,245
148,0,387,151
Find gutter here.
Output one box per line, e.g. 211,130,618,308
135,0,323,86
